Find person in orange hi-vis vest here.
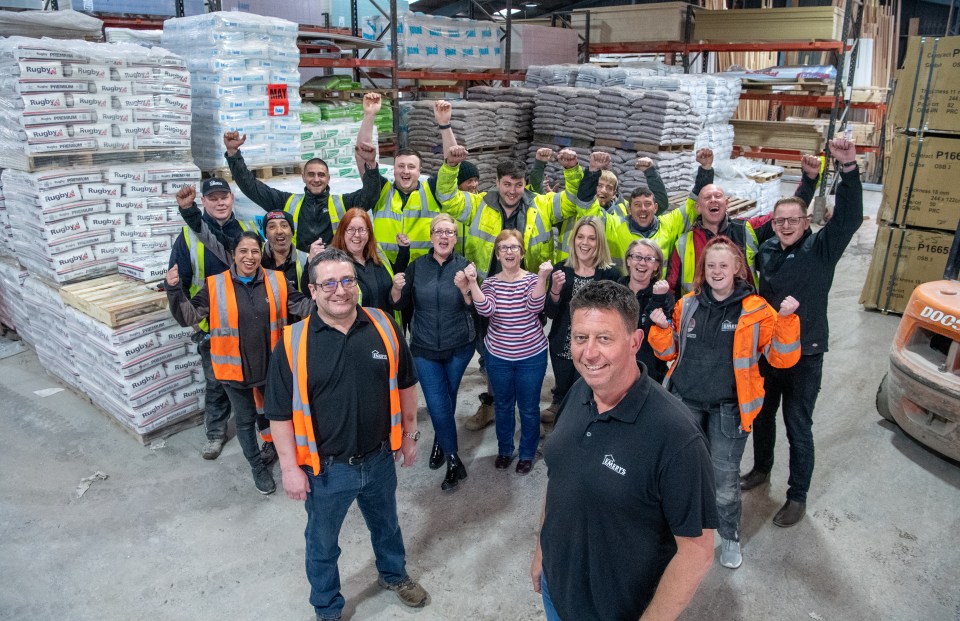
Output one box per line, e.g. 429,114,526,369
648,236,801,572
166,231,313,495
263,247,429,619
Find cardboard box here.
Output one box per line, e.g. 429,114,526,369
509,24,579,70
694,7,844,42
889,35,960,136
860,225,954,314
564,2,691,44
880,133,960,232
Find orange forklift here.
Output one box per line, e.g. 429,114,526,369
876,224,960,461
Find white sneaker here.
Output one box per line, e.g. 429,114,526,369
720,538,742,569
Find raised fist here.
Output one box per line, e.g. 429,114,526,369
652,279,669,295
308,239,325,261
696,148,714,170
176,185,197,209
392,272,406,290
396,233,410,247
828,138,857,165
223,131,246,156
454,270,468,290
445,144,469,167
463,262,478,283
779,295,800,317
589,151,612,172
550,270,566,294
557,149,578,169
535,148,555,163
165,264,180,288
434,100,452,126
800,154,821,179
635,157,653,172
356,141,378,165
649,307,669,329
537,261,554,281
363,92,382,116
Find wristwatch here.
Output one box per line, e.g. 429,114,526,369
402,430,421,441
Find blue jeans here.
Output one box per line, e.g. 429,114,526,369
751,354,823,503
541,571,562,621
681,397,749,542
304,445,408,619
486,349,547,461
198,337,231,441
413,342,475,456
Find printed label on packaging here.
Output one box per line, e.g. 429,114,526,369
131,210,168,225
133,109,190,123
45,216,87,241
47,229,112,254
157,122,190,138
134,82,190,97
72,123,113,138
123,182,162,197
150,223,183,237
98,137,135,151
40,200,108,224
146,196,178,209
130,372,194,408
98,109,131,123
145,166,199,182
52,245,94,269
67,64,109,80
85,213,126,228
114,227,152,241
94,80,132,95
18,79,90,94
108,167,145,183
118,261,167,282
21,93,66,110
159,95,191,113
115,123,154,137
108,197,148,212
163,180,193,194
113,333,159,365
161,68,190,84
94,242,133,260
120,344,186,378
118,95,157,109
24,125,70,141
132,237,170,253
34,169,103,190
25,138,97,154
21,109,97,126
14,47,88,62
174,383,205,404
156,325,195,347
112,66,159,81
164,354,201,375
19,61,63,77
135,136,190,149
39,184,82,208
80,183,122,200
68,93,109,108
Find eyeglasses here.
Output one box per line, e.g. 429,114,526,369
497,244,522,254
432,229,457,237
627,254,659,263
313,277,358,293
345,227,369,236
772,216,811,227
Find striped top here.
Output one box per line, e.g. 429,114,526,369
476,272,548,361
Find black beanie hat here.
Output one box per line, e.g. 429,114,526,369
457,160,480,186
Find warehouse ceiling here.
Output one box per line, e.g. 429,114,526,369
409,0,608,20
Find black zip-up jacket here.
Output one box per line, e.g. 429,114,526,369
168,208,244,294
756,167,862,355
225,150,382,251
390,249,475,359
545,260,622,355
166,265,313,388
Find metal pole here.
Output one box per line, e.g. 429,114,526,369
504,0,513,74
390,0,399,136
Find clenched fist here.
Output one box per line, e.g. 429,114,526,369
445,144,468,167
223,131,246,156
649,307,669,329
550,270,566,295
363,92,382,116
392,272,406,291
779,295,800,316
696,148,714,170
165,264,180,287
308,239,325,261
176,185,197,209
635,157,653,172
535,147,555,163
434,100,452,126
652,279,669,295
557,149,578,169
589,151,612,172
800,154,821,179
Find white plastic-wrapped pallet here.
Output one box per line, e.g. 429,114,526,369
0,174,11,256
1,162,200,284
363,12,501,71
20,275,78,385
162,11,302,169
300,118,375,179
65,307,204,437
0,256,25,331
0,36,192,171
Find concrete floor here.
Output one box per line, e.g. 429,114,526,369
1,185,958,621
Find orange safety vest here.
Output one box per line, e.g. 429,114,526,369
208,269,289,383
647,292,801,432
283,307,403,476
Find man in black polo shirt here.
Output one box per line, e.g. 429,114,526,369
532,280,717,620
264,248,428,621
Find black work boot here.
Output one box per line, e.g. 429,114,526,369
441,453,467,491
428,437,445,470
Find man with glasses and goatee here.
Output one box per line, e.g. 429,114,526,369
264,248,429,620
740,138,863,529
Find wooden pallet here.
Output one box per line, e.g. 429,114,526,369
202,164,304,183
115,410,204,446
747,170,783,183
532,133,594,149
740,80,832,94
0,148,192,173
595,138,694,152
60,274,168,328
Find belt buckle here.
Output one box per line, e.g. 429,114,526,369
348,455,360,466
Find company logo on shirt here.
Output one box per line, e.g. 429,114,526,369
686,317,696,338
371,350,388,361
602,454,626,476
721,319,737,332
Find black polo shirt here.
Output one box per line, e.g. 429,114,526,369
263,307,417,460
541,365,718,621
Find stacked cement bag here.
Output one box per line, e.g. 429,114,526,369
0,37,192,169
524,65,580,88
468,86,536,139
19,276,77,385
533,87,600,142
595,147,696,194
162,11,302,169
0,177,11,256
595,87,701,147
2,162,201,284
407,100,518,152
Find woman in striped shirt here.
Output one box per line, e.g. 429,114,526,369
465,229,552,475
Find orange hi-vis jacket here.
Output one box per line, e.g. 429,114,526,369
208,269,289,383
283,307,402,476
648,292,801,432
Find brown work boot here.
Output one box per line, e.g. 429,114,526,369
465,393,494,431
378,575,429,608
540,400,560,424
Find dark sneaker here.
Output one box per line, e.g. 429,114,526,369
253,466,276,495
773,499,806,527
260,441,277,465
378,576,428,608
201,438,225,460
740,469,770,491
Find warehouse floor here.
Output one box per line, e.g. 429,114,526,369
1,183,958,621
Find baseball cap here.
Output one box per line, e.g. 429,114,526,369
201,177,232,196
